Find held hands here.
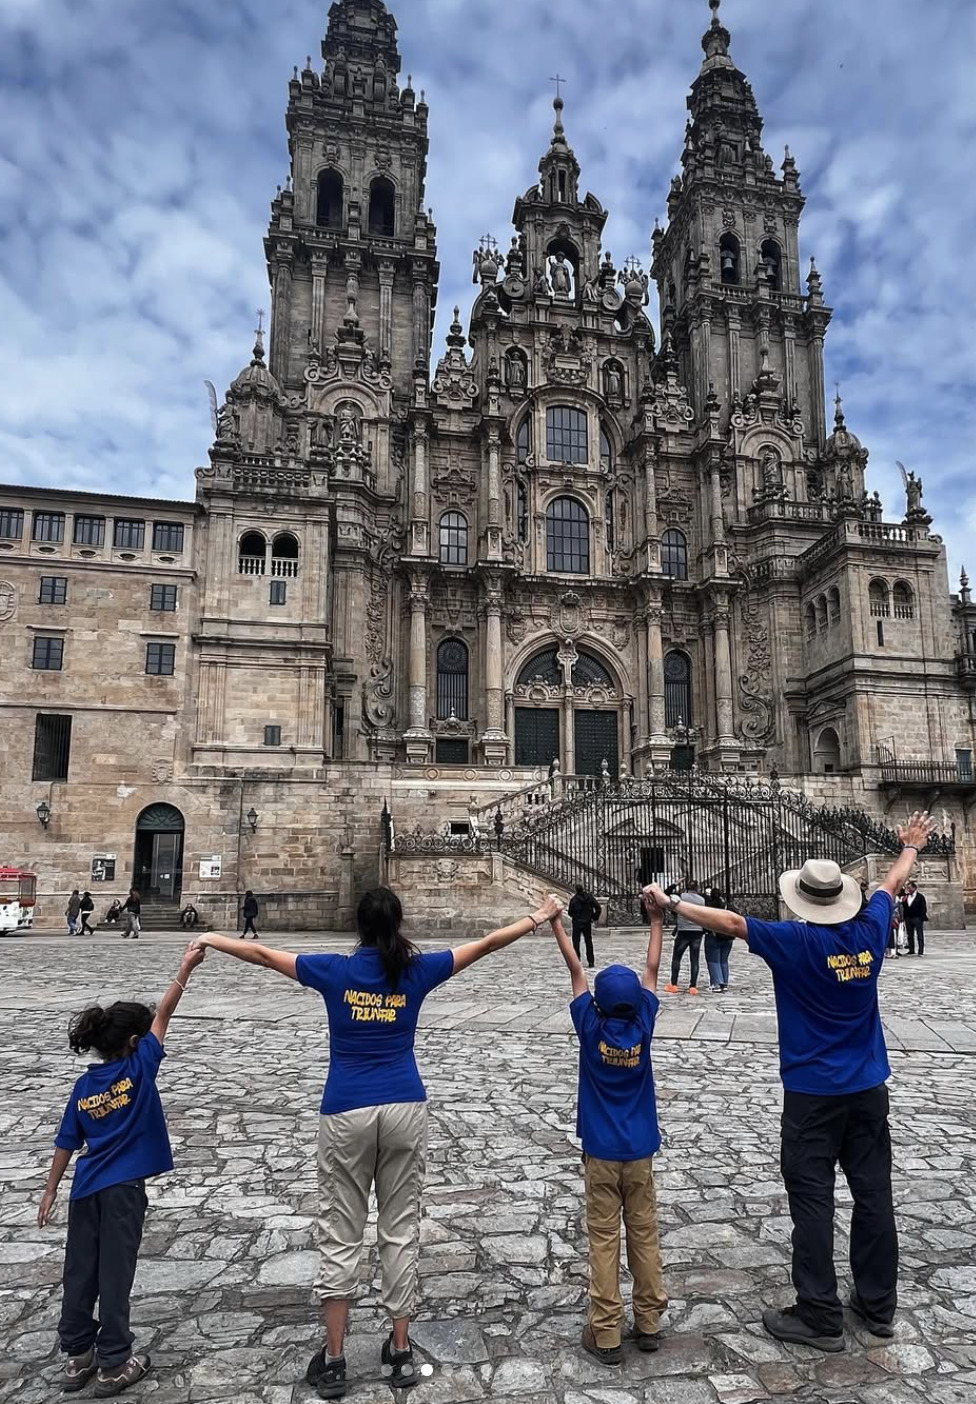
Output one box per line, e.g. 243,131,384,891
641,883,670,912
535,894,563,927
897,810,937,851
37,1189,56,1228
181,941,206,975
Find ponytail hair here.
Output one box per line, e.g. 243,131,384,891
68,1001,153,1058
356,887,419,989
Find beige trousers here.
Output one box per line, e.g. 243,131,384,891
316,1102,427,1319
583,1154,668,1348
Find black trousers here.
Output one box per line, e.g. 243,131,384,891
242,915,258,936
59,1180,147,1367
572,924,594,966
781,1085,897,1335
904,915,925,955
671,931,702,987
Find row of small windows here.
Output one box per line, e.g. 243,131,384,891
315,170,396,237
804,588,843,638
869,579,915,620
718,234,782,290
238,531,300,577
32,577,179,612
31,638,177,675
0,510,185,552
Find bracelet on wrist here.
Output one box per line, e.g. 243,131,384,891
527,915,538,932
174,978,187,992
902,844,920,853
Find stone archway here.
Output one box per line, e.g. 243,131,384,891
133,803,185,903
509,639,626,775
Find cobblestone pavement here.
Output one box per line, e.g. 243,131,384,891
2,928,975,1404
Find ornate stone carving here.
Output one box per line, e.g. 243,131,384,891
544,327,592,387
363,659,396,729
507,608,527,645
549,591,586,638
736,571,776,745
431,465,477,505
0,581,16,623
432,308,478,407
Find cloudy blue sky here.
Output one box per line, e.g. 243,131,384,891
0,0,973,575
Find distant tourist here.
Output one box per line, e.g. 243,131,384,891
241,891,259,939
79,892,95,936
568,885,601,968
65,890,81,936
179,904,199,931
37,942,204,1395
703,888,733,992
193,888,563,1398
665,882,706,995
902,882,928,956
644,810,936,1352
103,900,122,927
120,889,141,940
549,895,666,1365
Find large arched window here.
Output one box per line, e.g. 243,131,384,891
761,239,782,291
805,603,817,640
238,530,267,576
814,726,842,775
436,638,469,720
664,651,692,727
271,532,299,578
662,528,688,581
546,497,589,574
572,651,614,688
816,595,828,633
546,406,588,464
869,579,890,618
719,232,740,285
316,170,344,229
893,581,915,620
438,512,468,566
517,418,530,465
828,586,841,624
517,649,562,686
368,176,395,236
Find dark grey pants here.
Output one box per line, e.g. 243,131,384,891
58,1179,147,1367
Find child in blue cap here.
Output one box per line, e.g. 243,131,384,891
551,890,666,1365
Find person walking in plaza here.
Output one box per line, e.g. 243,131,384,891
240,890,259,939
644,810,936,1352
79,892,96,936
66,890,81,935
550,896,666,1365
703,888,733,992
193,887,564,1399
568,885,601,968
38,942,204,1396
665,881,706,995
902,881,928,955
119,890,141,940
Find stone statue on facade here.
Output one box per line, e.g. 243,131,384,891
506,350,526,391
898,462,924,518
604,362,623,400
549,252,572,295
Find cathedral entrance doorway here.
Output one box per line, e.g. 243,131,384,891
133,804,185,903
514,708,559,768
511,643,625,776
574,710,618,777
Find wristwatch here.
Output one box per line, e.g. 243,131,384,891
668,893,681,912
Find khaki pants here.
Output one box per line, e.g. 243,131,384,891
583,1154,667,1348
317,1102,427,1319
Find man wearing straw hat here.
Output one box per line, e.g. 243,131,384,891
643,810,936,1353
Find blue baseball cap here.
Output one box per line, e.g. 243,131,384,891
594,964,642,1017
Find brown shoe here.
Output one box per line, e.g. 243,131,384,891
94,1355,152,1397
631,1326,662,1352
63,1348,97,1392
581,1325,622,1365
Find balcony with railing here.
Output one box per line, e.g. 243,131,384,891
879,758,975,790
238,555,266,576
271,557,299,578
957,653,976,689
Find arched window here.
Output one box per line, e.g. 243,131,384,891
828,586,841,624
816,595,828,632
546,406,588,464
271,532,299,578
368,176,395,237
546,497,589,573
605,491,615,551
439,512,468,566
436,638,469,720
869,579,890,618
662,528,688,581
517,648,562,686
719,232,740,285
761,239,782,291
238,530,267,576
599,426,613,472
316,170,344,229
517,482,528,543
805,604,817,639
893,581,915,620
572,651,614,688
664,651,692,727
814,726,842,775
517,419,530,465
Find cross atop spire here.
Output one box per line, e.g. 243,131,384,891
550,73,567,100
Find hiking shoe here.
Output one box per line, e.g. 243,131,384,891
381,1335,418,1390
849,1291,895,1338
762,1307,844,1353
688,987,700,996
664,984,679,994
94,1355,152,1396
631,1327,662,1352
581,1324,622,1365
62,1348,96,1392
306,1348,347,1399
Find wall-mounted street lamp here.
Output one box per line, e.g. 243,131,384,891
246,807,258,834
36,800,51,830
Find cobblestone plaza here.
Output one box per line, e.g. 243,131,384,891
3,929,975,1404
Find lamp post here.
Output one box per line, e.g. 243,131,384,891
494,808,504,850
246,807,258,834
36,800,51,830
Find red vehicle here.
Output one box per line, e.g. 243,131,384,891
0,868,37,933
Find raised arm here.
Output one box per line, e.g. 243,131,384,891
550,912,588,999
641,899,663,991
194,932,298,981
643,883,748,941
881,812,937,898
450,894,563,975
150,942,206,1044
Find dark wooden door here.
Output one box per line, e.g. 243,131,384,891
514,708,560,767
574,710,618,777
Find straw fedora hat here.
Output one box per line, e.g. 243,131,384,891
778,858,862,925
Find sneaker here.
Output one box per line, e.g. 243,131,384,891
306,1348,347,1399
664,984,679,994
849,1291,895,1338
581,1324,622,1366
762,1307,844,1353
94,1355,152,1397
381,1335,418,1390
631,1326,662,1353
688,987,700,996
62,1348,96,1393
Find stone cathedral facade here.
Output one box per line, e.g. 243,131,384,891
2,0,975,924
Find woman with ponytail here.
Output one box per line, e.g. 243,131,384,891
195,886,563,1399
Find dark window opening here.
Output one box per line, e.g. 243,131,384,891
517,648,562,687
32,512,64,544
73,515,105,547
517,482,528,542
368,176,396,237
150,584,178,612
719,232,740,285
269,580,287,606
517,419,530,465
435,740,469,766
436,639,469,720
439,512,468,567
113,519,145,550
600,426,613,472
0,508,24,539
761,239,782,290
572,652,614,688
662,528,689,581
664,650,692,727
956,748,973,781
546,497,589,573
546,406,588,464
145,642,176,676
32,713,72,781
239,531,267,575
152,522,184,553
605,491,615,551
264,725,281,746
32,637,64,670
332,703,345,759
877,621,885,647
39,576,67,605
316,169,344,229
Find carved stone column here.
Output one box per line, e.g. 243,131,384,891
647,607,668,744
486,426,503,560
378,259,395,362
479,575,508,765
403,571,432,764
311,257,328,355
270,260,293,378
558,640,578,775
410,419,430,558
635,610,650,746
412,263,430,368
713,599,736,745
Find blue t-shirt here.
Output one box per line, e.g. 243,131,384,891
746,890,893,1096
570,988,661,1161
55,1032,173,1200
296,947,455,1115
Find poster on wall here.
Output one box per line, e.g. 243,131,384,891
91,855,116,882
199,856,222,880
